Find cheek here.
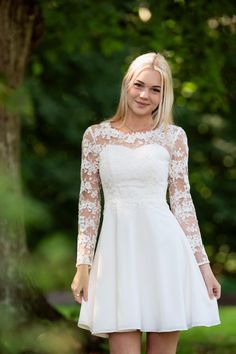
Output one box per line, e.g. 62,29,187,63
152,94,161,105
127,87,137,99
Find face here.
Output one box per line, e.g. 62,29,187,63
127,68,162,118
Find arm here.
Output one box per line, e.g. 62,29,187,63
76,126,102,269
168,127,210,266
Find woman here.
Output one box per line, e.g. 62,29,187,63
71,52,221,354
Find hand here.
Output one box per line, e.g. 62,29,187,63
199,263,221,300
71,265,90,304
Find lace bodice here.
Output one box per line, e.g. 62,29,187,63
76,120,210,268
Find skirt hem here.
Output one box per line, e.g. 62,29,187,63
77,320,221,339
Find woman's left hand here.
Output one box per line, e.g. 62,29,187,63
199,263,221,300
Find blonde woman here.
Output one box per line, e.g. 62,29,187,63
71,52,221,354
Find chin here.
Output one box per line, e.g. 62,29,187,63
135,109,152,116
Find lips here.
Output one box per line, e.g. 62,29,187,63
135,100,149,106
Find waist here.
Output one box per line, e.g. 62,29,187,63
104,196,168,207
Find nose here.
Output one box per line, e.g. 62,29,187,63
139,88,149,99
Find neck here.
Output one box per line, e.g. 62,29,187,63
125,113,154,130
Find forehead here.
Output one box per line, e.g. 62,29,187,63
135,68,161,86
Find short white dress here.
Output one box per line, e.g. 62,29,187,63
76,120,221,339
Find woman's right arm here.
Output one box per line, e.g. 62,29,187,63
71,126,102,302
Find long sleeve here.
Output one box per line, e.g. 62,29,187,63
168,127,210,266
76,126,102,267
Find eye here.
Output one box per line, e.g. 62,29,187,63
152,88,160,93
134,82,142,88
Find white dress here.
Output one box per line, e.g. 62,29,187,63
76,120,221,339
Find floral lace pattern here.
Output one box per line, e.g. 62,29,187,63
168,128,209,265
76,121,210,267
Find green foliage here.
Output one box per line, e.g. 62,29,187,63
0,172,50,230
18,0,236,289
0,305,81,354
28,233,75,291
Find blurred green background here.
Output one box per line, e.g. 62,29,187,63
0,0,235,353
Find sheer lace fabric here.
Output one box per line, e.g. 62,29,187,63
76,121,210,267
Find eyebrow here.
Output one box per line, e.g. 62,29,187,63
136,80,161,88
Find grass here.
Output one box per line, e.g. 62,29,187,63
176,306,236,353
56,305,236,353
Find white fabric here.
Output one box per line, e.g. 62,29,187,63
76,120,221,338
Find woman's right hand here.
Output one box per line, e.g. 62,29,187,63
71,264,90,304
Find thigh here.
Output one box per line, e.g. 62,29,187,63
108,330,142,354
146,331,181,354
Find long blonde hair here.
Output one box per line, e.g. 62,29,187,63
105,52,174,131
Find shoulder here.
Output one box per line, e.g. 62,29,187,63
166,123,186,135
81,121,108,150
84,121,107,137
165,124,189,155
82,122,104,140
167,124,188,142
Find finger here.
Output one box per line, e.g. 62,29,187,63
214,285,221,299
74,293,83,304
218,283,221,294
77,295,83,304
73,289,83,303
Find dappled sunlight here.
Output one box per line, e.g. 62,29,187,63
138,5,152,22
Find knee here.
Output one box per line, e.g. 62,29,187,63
109,330,141,354
146,331,180,354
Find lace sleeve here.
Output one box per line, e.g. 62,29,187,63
168,127,210,266
76,126,102,268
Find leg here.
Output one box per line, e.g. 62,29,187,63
146,331,181,354
108,329,142,354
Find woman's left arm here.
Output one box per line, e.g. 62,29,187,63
168,127,221,299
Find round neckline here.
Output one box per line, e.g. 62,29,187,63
107,121,163,135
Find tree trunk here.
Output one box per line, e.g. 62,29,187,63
0,0,62,320
0,2,99,352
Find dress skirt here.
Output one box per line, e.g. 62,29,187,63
78,199,221,338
